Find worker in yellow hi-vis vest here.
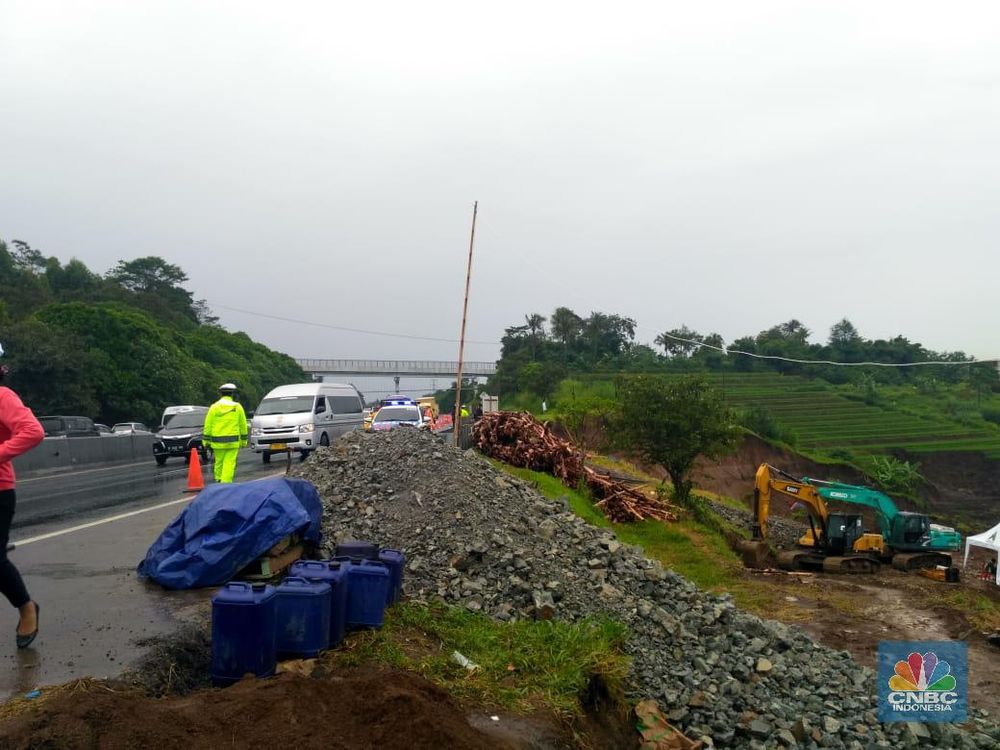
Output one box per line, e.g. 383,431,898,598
203,383,248,483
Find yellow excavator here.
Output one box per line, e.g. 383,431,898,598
739,464,958,575
739,464,884,574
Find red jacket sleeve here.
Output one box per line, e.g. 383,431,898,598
0,389,45,464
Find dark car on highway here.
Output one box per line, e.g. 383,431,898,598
152,409,212,466
38,415,101,437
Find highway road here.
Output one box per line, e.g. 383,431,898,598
14,448,285,529
1,454,287,702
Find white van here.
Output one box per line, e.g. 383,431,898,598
251,382,364,463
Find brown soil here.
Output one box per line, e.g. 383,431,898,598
759,569,1000,718
0,668,513,750
904,449,1000,528
692,434,868,505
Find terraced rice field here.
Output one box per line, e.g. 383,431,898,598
696,373,1000,459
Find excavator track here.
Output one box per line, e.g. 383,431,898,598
822,556,880,574
891,552,953,572
775,551,879,574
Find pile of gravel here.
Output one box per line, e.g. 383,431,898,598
293,429,995,750
707,501,808,551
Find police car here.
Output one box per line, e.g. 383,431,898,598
370,397,428,432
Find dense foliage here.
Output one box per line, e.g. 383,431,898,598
0,238,305,424
488,308,998,402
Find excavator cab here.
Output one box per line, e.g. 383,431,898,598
824,514,865,556
892,512,930,547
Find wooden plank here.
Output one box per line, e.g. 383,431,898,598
243,544,305,581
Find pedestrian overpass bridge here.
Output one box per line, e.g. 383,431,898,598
295,359,496,378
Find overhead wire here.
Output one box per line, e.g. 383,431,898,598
654,331,1000,368
213,304,500,346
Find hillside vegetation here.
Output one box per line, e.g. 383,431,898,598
0,238,305,424
482,307,1000,465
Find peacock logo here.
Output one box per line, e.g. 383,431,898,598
878,641,967,723
888,652,956,693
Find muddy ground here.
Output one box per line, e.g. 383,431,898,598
743,566,1000,719
0,665,632,750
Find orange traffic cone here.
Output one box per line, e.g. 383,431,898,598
185,448,205,492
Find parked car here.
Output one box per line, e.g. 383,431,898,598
37,416,100,437
152,410,212,466
251,382,364,463
111,422,151,435
94,423,112,435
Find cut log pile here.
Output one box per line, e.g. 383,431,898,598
472,411,677,523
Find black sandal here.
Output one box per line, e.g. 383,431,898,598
16,602,39,649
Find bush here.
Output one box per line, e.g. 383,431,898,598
868,455,923,494
740,405,796,446
981,406,1000,426
827,448,856,463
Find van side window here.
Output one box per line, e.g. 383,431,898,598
315,397,327,415
332,395,361,414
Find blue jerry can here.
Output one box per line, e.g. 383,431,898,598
290,559,350,647
211,582,277,686
378,548,406,605
275,577,331,658
342,558,390,629
335,540,379,560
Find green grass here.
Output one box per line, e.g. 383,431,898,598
923,588,1000,632
326,601,630,717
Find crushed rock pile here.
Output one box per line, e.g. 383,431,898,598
707,501,807,552
293,429,995,750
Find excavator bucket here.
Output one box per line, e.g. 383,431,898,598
737,540,769,569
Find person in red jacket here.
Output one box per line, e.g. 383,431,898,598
0,345,44,648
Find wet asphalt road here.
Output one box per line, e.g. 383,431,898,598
14,448,280,529
1,449,284,702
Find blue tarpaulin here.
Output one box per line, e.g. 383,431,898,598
137,477,323,589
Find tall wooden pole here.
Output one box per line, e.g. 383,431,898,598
453,201,478,446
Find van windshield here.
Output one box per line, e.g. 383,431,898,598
257,396,314,415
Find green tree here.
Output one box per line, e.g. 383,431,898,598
517,361,566,399
550,306,583,346
524,313,547,360
655,325,702,358
107,256,197,322
614,375,739,502
107,256,188,292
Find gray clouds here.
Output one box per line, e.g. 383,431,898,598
2,1,997,359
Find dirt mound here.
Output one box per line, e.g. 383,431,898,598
0,668,506,750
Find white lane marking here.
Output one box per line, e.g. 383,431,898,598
18,462,186,484
12,497,192,546
11,469,286,548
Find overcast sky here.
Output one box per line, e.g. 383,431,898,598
2,1,997,362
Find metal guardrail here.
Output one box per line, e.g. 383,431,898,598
295,359,497,377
